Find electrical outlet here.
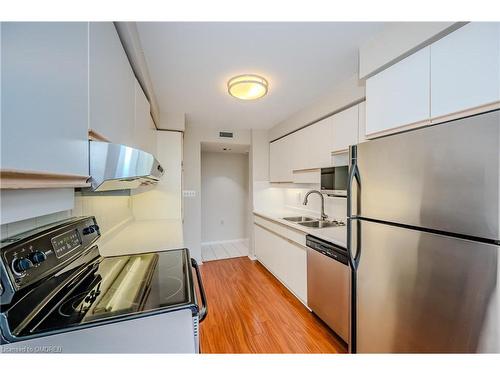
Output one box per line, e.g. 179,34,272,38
182,190,196,198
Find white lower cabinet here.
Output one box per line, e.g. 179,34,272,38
254,222,307,304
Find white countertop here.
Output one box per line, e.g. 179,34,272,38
253,209,347,248
97,218,184,257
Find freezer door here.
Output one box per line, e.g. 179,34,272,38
355,110,500,241
356,219,499,353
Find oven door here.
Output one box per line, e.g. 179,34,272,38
1,248,207,348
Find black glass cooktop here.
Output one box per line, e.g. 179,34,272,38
5,248,197,339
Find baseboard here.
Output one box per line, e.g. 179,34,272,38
201,238,249,247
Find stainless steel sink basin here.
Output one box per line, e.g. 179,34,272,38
298,220,340,228
283,216,316,222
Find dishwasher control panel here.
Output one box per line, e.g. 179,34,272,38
306,235,349,265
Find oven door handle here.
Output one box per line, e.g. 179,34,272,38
191,258,208,322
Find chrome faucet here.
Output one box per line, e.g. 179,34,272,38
303,190,328,221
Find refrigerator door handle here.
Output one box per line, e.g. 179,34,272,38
347,146,361,270
347,217,362,270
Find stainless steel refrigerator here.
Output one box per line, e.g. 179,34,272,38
347,110,500,353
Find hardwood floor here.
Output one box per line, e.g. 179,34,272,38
199,256,347,353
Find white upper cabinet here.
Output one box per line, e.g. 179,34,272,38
357,101,368,144
133,80,156,155
1,22,89,176
332,104,359,153
431,22,500,120
269,135,295,183
313,117,335,168
89,22,135,145
366,46,431,137
296,116,334,170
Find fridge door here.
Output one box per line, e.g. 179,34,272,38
356,219,499,353
355,110,500,241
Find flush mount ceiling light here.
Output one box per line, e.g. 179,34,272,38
227,74,268,100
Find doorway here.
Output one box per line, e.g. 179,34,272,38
200,142,250,261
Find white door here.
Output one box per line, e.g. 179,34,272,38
431,22,500,120
365,46,431,137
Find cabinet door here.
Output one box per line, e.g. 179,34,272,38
269,136,294,182
254,224,275,273
291,117,333,171
366,46,431,137
305,117,334,169
1,22,89,176
89,22,135,145
431,22,500,120
254,223,307,304
332,105,359,153
358,101,368,144
134,79,156,155
283,239,308,303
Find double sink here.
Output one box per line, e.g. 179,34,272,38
282,216,345,229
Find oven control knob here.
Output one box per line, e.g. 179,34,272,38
82,226,95,235
30,251,47,265
13,258,33,273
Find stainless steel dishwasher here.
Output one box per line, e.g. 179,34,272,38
306,235,350,344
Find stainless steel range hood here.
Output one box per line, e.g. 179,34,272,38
89,141,164,192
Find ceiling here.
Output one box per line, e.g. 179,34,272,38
137,22,384,130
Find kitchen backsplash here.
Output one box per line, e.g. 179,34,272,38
0,210,72,239
283,188,347,220
1,194,133,240
72,194,133,234
253,182,347,220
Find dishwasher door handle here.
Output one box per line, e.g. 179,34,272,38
191,258,208,322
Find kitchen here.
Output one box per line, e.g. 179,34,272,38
1,2,500,371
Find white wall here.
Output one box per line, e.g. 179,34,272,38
183,125,251,262
250,129,270,182
201,151,249,243
131,131,183,220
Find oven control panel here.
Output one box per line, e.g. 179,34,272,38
0,217,100,296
